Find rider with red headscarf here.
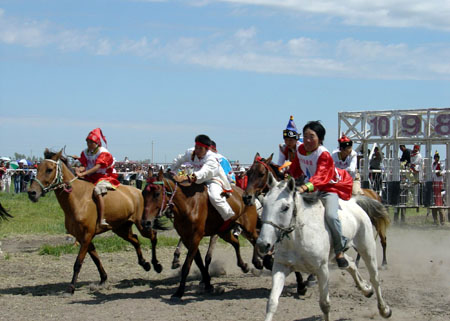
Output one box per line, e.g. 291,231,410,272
74,128,119,230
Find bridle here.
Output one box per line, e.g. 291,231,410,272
34,159,78,195
146,178,178,218
261,191,300,243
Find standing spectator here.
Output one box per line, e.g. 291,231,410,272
13,163,24,194
369,147,383,192
431,151,445,225
399,145,411,167
0,161,6,191
135,165,144,190
410,144,423,205
235,167,248,190
3,163,12,193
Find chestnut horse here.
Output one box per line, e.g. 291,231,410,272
141,169,262,299
28,150,162,294
243,153,390,266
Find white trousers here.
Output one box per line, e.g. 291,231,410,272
207,182,235,221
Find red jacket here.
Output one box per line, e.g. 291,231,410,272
289,144,353,200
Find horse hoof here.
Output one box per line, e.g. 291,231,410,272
297,287,307,296
241,264,250,274
379,305,392,318
213,286,224,295
142,262,151,272
170,294,182,302
153,263,163,273
172,262,181,270
365,289,374,298
67,285,75,295
252,260,264,270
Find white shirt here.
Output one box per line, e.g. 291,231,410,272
331,149,358,179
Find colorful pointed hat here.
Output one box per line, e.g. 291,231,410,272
86,128,107,147
283,115,299,139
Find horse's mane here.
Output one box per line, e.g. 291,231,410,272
299,191,321,205
267,161,285,181
43,150,76,175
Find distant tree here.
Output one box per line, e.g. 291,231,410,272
14,153,26,160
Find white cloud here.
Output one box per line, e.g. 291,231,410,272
212,0,450,31
2,7,450,80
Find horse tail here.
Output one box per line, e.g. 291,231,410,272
354,195,390,235
0,201,13,221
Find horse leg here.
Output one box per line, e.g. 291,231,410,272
379,231,388,267
149,229,163,273
172,238,202,299
316,264,331,321
87,242,107,285
193,248,213,293
295,272,307,296
221,232,249,273
265,262,289,321
140,227,163,273
115,225,151,272
172,238,183,269
204,235,219,273
69,235,94,294
358,245,392,318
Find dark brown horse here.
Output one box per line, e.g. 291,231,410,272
0,201,12,221
28,149,162,294
141,169,262,299
243,152,390,266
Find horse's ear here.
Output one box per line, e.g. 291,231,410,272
267,153,273,163
267,172,277,189
55,149,63,160
287,177,296,193
254,152,260,161
158,168,164,180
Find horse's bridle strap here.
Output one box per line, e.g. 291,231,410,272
34,159,78,194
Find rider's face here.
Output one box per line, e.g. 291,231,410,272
194,145,208,159
340,146,352,158
284,137,297,150
303,128,320,152
86,139,98,152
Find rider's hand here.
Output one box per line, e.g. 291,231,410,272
298,185,308,193
173,174,188,183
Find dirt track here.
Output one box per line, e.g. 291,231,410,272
1,226,449,321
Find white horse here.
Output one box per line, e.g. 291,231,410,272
256,173,392,321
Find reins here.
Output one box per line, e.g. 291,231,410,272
34,159,78,195
149,178,178,218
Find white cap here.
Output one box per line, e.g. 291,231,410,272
239,167,246,172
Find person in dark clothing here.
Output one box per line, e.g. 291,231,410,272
399,145,411,166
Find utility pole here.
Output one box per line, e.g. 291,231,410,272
151,140,154,164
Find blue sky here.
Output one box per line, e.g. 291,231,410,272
1,0,449,164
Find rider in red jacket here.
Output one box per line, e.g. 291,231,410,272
289,121,353,268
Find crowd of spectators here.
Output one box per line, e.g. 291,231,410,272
0,160,37,194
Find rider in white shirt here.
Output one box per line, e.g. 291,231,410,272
171,134,235,232
331,134,363,195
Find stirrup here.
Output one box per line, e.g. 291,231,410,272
233,225,242,237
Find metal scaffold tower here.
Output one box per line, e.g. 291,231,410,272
338,108,450,208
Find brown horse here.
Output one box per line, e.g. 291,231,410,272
243,152,390,266
27,149,162,294
141,169,262,299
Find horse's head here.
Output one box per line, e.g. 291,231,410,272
243,152,273,206
141,168,166,231
256,172,297,256
28,149,64,202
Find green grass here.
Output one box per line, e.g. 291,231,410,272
0,192,66,237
